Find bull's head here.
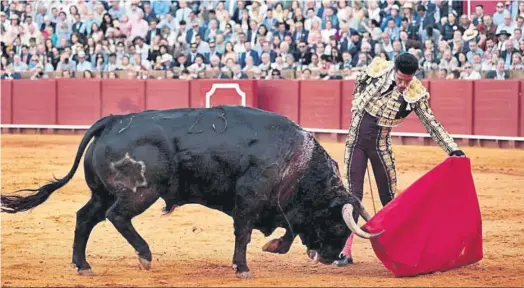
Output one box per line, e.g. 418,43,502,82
300,198,383,265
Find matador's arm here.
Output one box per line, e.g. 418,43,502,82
413,96,462,155
404,78,464,156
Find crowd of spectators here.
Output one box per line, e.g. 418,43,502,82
1,0,524,80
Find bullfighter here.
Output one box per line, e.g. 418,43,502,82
334,53,466,266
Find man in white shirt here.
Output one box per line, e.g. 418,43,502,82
496,11,517,35
462,63,481,79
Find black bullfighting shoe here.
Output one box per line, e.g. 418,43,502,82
333,253,353,267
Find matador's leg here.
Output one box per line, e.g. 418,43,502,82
368,126,397,207
344,113,368,202
338,113,369,266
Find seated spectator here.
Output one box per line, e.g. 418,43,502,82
509,52,523,70
270,68,283,79
501,39,519,68
482,52,500,71
232,64,248,79
1,65,21,79
0,0,522,82
461,63,482,79
324,65,342,80
447,69,461,79
486,58,509,79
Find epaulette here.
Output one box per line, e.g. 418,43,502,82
403,78,429,103
365,57,394,78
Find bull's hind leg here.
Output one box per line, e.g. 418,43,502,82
103,146,166,270
262,228,295,254
73,142,116,275
105,190,159,271
72,189,115,274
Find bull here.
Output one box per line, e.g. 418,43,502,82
1,105,382,279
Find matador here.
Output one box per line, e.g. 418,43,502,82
334,53,466,266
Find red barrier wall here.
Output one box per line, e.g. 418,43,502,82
428,80,474,135
12,80,57,124
57,79,101,125
299,80,342,129
101,80,146,117
521,81,524,138
257,80,300,123
1,80,12,124
190,80,257,108
145,80,190,110
341,80,355,130
1,79,523,141
473,80,520,137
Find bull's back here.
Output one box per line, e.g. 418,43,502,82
94,105,305,172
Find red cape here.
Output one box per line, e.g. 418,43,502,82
362,157,483,277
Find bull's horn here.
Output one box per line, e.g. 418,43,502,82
342,204,384,239
358,202,373,222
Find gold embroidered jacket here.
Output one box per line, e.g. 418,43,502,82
350,57,460,155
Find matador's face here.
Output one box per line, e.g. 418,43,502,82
394,69,414,93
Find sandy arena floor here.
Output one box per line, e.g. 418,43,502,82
1,134,523,287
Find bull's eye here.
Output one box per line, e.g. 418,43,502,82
333,225,345,235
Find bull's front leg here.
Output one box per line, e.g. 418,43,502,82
232,217,254,279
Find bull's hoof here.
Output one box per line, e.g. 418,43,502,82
77,268,95,276
235,271,253,279
138,256,151,270
262,238,281,253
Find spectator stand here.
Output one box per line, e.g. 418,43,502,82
1,0,522,81
1,0,524,148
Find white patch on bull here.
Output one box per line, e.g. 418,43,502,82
109,153,148,193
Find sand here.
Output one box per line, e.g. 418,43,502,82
1,134,523,287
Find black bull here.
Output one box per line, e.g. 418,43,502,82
1,105,382,279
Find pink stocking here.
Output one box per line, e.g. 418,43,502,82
341,233,355,257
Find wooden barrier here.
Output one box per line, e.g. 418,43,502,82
1,79,523,149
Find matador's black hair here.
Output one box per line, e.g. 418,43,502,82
394,53,419,75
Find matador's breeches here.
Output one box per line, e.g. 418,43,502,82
344,111,397,211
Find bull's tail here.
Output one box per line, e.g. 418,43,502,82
1,115,116,213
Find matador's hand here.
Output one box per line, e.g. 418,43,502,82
450,150,466,157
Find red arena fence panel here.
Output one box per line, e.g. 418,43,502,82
299,80,342,130
12,80,57,125
341,80,356,130
395,79,431,134
521,81,524,137
1,79,523,147
473,80,520,137
101,79,146,117
428,80,474,135
190,79,257,108
1,80,12,124
57,79,102,125
145,80,190,110
257,80,300,123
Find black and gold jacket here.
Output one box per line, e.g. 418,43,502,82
351,57,460,155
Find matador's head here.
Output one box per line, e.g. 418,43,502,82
394,53,419,93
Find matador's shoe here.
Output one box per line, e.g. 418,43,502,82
333,253,354,266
